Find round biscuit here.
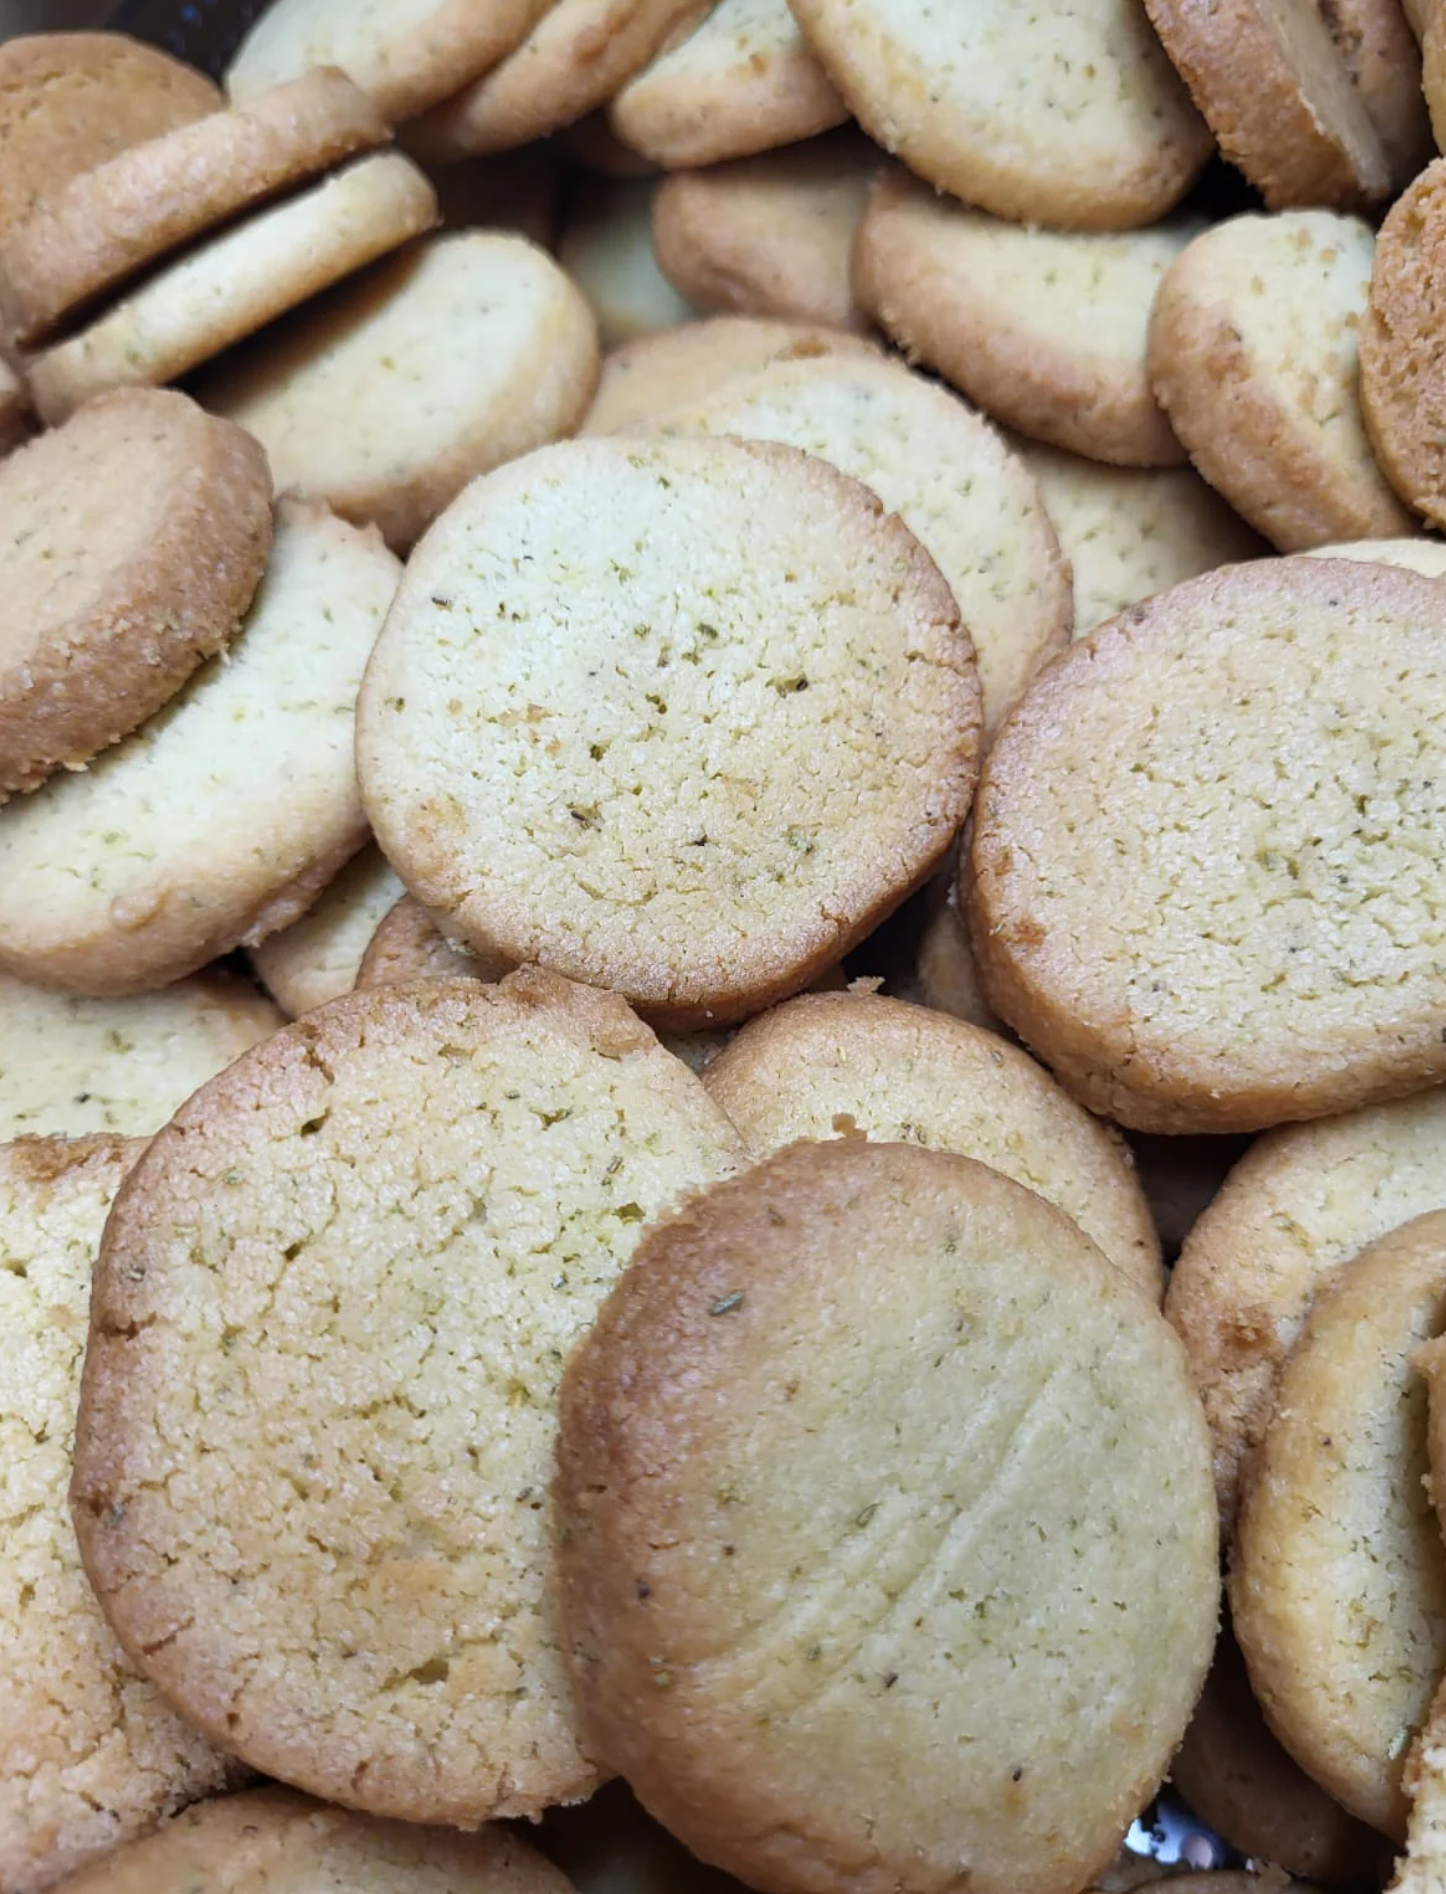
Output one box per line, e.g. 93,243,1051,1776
557,178,696,348
225,0,552,122
0,1136,234,1894
1141,0,1392,208
1166,1087,1446,1531
357,434,980,1030
0,389,273,799
701,989,1162,1295
26,152,439,427
0,499,400,997
251,846,406,1017
789,0,1209,228
970,557,1446,1133
914,869,1000,1032
555,1139,1219,1894
1359,160,1446,534
1150,210,1414,551
1325,0,1430,187
1231,1211,1446,1836
404,0,709,161
1303,537,1446,575
651,131,876,332
71,971,745,1823
1171,1619,1393,1884
200,231,598,552
1011,438,1265,635
0,969,281,1142
582,314,879,435
646,351,1071,730
608,0,846,169
0,68,389,347
0,33,220,244
47,1785,576,1894
853,167,1195,467
354,894,495,990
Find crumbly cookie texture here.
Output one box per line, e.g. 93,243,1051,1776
0,1137,235,1894
1360,160,1446,532
555,1139,1218,1894
1150,211,1415,550
251,846,405,1018
1231,1211,1446,1838
1167,1086,1446,1531
359,434,979,1030
72,972,744,1826
702,989,1161,1296
971,557,1446,1133
0,389,272,799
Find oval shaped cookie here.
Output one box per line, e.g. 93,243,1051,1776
1231,1211,1446,1836
0,499,399,997
26,153,438,427
1150,210,1414,551
789,0,1209,228
251,845,405,1017
49,1786,575,1894
1359,160,1446,534
0,389,272,798
609,0,846,168
0,969,281,1142
854,167,1193,467
555,1139,1219,1894
71,972,744,1824
649,351,1071,729
200,230,598,552
1013,439,1265,634
1167,1087,1446,1531
971,557,1446,1133
1141,0,1391,209
702,989,1160,1294
0,67,389,346
225,0,551,121
359,434,979,1031
651,131,875,332
0,1137,233,1894
582,314,878,435
557,178,695,348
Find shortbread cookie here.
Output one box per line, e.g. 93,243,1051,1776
555,1140,1218,1894
652,132,875,331
971,558,1446,1133
1304,537,1446,575
1167,1088,1446,1530
1360,161,1446,533
1171,1619,1392,1884
702,989,1161,1294
1426,8,1446,148
0,500,399,996
354,895,490,989
609,0,846,168
0,34,220,244
1150,211,1414,551
429,146,561,247
226,0,551,121
789,0,1208,228
0,970,281,1142
1142,0,1392,208
1011,439,1266,634
650,352,1071,728
0,390,272,799
0,68,388,346
251,846,404,1016
405,0,708,160
359,435,979,1030
51,1786,576,1894
200,231,598,551
72,973,744,1823
582,313,877,434
914,869,1000,1031
27,153,438,426
556,179,695,348
1328,0,1431,187
1,1136,233,1894
853,167,1192,466
1407,0,1429,35
1231,1212,1446,1836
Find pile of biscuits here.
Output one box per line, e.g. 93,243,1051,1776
9,1,1446,1892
